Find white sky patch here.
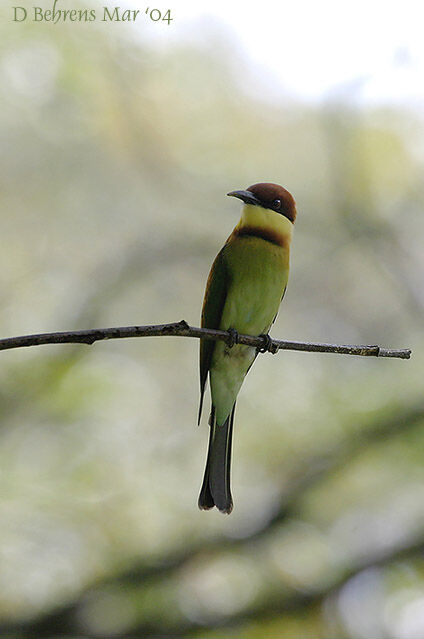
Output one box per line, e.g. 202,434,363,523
124,0,424,108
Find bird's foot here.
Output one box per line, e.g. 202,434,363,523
258,333,278,354
226,328,239,348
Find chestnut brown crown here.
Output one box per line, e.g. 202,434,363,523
247,183,296,223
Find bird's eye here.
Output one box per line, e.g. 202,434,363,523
273,199,281,210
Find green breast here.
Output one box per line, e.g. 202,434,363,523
209,235,290,425
220,235,289,335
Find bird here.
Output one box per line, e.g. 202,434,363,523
198,182,297,514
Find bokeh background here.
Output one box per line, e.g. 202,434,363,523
1,1,424,637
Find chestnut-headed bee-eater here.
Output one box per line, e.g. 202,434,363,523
198,183,297,514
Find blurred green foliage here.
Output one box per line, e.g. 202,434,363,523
0,5,424,639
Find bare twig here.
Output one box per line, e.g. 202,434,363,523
0,320,412,359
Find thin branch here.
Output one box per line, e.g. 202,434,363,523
0,320,412,359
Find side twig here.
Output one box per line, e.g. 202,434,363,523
0,320,411,359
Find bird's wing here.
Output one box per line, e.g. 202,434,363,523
271,285,287,327
198,247,229,424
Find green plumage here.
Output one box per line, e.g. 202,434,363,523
209,234,289,425
198,185,296,514
199,228,290,512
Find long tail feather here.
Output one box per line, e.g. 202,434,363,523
198,404,235,514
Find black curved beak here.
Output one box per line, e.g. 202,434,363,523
227,190,261,206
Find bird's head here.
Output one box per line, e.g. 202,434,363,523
227,183,296,223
